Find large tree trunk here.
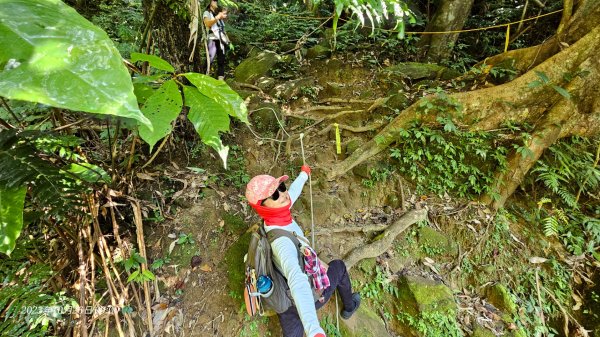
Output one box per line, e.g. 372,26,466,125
417,0,475,62
327,1,600,209
143,0,197,72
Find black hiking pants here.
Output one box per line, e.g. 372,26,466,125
214,40,226,78
278,259,355,337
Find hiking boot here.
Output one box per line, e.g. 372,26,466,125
341,293,361,319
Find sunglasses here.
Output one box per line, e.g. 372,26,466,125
262,182,287,204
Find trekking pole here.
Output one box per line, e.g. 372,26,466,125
299,133,315,249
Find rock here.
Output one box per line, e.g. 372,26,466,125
323,82,343,97
306,45,331,59
381,62,461,82
472,324,495,337
345,138,362,156
270,78,314,100
417,226,459,256
352,161,377,179
386,93,410,110
396,275,458,337
340,303,394,337
485,284,517,317
414,79,440,89
256,77,276,92
250,102,282,135
234,51,281,84
397,275,456,316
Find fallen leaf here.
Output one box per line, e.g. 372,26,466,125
199,264,212,272
136,172,155,180
529,257,548,264
168,240,178,255
572,292,583,311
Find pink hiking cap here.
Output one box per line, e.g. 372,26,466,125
245,174,289,205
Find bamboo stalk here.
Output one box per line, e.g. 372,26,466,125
77,224,89,337
131,201,154,336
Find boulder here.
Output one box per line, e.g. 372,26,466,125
306,45,332,59
340,304,394,337
234,51,281,84
397,275,456,316
270,78,314,100
386,93,411,110
417,226,459,256
345,138,362,156
381,62,461,82
396,275,459,337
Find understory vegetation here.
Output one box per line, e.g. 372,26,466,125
1,0,598,336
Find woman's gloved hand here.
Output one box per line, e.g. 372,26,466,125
301,165,311,175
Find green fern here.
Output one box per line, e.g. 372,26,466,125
0,243,74,336
542,216,559,237
0,130,102,218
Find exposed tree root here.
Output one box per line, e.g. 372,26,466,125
343,208,428,270
317,121,385,135
327,20,600,209
314,224,389,235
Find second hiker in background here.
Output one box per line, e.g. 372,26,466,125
203,0,229,80
245,166,361,337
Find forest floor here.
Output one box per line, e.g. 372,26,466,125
133,56,597,337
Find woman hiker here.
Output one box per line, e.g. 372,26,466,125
245,165,361,337
203,0,228,80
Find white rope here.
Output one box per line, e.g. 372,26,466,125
335,290,339,332
299,133,315,249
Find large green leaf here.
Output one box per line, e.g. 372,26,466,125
130,53,174,73
138,80,183,151
183,73,248,124
184,86,230,168
0,0,150,127
0,186,26,256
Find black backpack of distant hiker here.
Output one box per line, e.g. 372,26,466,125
243,225,317,316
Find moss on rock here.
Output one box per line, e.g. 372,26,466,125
397,275,456,316
471,325,495,337
380,62,460,82
306,45,331,59
417,226,459,256
234,51,281,84
485,284,517,316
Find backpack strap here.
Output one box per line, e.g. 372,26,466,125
265,227,304,269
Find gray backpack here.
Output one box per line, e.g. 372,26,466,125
243,225,317,316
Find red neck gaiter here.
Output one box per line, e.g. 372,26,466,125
250,201,292,226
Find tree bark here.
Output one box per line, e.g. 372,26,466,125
418,0,475,63
327,6,600,209
143,0,197,72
